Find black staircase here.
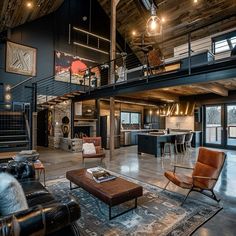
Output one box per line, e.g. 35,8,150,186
0,111,30,152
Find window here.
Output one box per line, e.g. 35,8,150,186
214,40,230,53
212,31,236,54
121,112,141,124
121,112,130,124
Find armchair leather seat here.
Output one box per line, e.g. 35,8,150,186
164,171,193,189
82,137,105,163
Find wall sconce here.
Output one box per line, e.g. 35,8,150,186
5,94,11,101
4,84,12,103
5,85,11,92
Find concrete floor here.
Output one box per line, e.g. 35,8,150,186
38,145,236,236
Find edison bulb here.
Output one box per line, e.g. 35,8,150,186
150,20,157,30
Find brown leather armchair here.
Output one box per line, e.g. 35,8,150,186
82,137,105,163
164,147,226,204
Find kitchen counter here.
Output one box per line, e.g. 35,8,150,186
140,131,186,136
121,129,161,132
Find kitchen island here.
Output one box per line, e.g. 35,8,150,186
120,129,162,146
137,131,201,157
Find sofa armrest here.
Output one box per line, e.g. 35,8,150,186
0,195,80,236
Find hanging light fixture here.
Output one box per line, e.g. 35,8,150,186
146,2,162,36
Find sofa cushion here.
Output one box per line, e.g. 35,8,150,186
0,172,28,216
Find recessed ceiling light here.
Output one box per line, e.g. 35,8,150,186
26,2,33,8
132,30,136,36
194,0,198,3
161,17,166,23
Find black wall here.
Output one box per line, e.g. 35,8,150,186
0,0,116,88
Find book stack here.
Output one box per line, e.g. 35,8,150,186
87,167,116,183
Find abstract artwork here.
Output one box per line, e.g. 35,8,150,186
54,51,100,87
6,41,36,76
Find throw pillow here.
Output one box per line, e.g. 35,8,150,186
83,143,96,155
0,172,28,216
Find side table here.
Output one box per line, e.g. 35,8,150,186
34,161,46,186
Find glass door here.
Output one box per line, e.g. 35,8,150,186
226,105,236,148
205,105,223,147
204,104,236,150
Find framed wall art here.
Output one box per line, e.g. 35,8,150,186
6,41,37,76
54,50,101,86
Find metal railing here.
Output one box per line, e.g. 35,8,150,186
205,125,222,143
206,125,236,143
73,33,236,93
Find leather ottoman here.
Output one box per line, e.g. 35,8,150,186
66,168,143,220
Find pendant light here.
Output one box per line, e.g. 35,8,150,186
146,1,162,36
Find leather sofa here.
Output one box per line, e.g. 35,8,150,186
0,161,81,236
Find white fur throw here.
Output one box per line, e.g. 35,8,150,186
0,173,28,216
83,143,96,155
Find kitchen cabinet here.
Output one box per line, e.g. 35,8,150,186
144,109,160,123
121,129,157,146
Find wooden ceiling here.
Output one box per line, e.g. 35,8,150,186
0,0,64,32
97,0,236,58
120,78,236,103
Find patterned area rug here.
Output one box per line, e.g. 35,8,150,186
46,172,222,236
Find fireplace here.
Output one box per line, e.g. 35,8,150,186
74,126,91,138
73,119,97,138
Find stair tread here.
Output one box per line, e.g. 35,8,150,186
0,147,29,153
0,135,27,138
0,140,29,144
0,130,26,132
0,112,23,116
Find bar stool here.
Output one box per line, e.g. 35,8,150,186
185,132,193,155
162,135,175,159
162,142,174,158
175,134,186,154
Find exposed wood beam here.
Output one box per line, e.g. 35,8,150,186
47,101,57,105
64,94,75,98
148,90,179,101
71,92,81,95
59,96,68,100
193,83,228,97
114,96,159,106
52,99,63,102
109,0,120,160
134,0,148,21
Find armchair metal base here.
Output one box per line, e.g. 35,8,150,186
163,182,221,205
181,187,221,205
